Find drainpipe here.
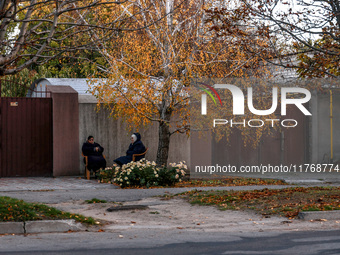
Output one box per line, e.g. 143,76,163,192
330,90,333,163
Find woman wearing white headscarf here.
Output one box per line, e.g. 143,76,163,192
114,133,146,166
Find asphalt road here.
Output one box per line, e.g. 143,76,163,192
1,229,340,254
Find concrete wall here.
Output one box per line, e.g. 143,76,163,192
77,91,340,174
310,91,340,163
78,95,190,173
47,86,79,176
190,91,340,170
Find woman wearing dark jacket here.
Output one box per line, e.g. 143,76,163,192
114,133,146,166
82,136,107,171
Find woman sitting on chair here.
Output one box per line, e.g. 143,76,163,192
114,133,146,166
82,136,107,172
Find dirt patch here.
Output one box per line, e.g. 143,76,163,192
48,197,340,233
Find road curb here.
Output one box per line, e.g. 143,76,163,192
0,222,24,234
298,210,340,220
0,219,83,235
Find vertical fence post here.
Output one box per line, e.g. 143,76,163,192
330,90,333,163
0,78,2,175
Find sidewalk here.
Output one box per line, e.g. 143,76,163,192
1,170,340,193
0,176,114,192
0,176,340,235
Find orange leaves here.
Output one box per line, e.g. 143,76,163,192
181,186,340,219
174,178,286,188
90,1,214,137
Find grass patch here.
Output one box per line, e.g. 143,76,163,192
85,198,107,204
175,186,340,219
119,177,287,189
149,211,160,214
174,177,286,187
0,196,97,224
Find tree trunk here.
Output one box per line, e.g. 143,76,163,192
155,0,174,167
156,119,171,166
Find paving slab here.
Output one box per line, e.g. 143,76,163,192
25,220,84,234
0,222,24,234
298,210,340,220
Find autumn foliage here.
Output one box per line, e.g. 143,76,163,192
178,187,340,219
89,0,275,165
206,0,340,79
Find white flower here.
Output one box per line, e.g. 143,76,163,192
155,174,159,178
175,174,179,179
126,181,130,185
127,172,130,175
152,161,156,166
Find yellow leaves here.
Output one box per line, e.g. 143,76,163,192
89,0,276,139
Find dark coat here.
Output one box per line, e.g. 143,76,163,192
114,133,146,166
82,141,106,171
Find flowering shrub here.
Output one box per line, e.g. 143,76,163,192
99,159,187,188
97,167,115,183
158,161,187,186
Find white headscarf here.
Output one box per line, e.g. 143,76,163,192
131,134,137,143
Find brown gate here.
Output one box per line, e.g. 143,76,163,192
0,97,52,177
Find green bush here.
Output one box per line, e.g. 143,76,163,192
99,159,187,188
97,167,115,183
